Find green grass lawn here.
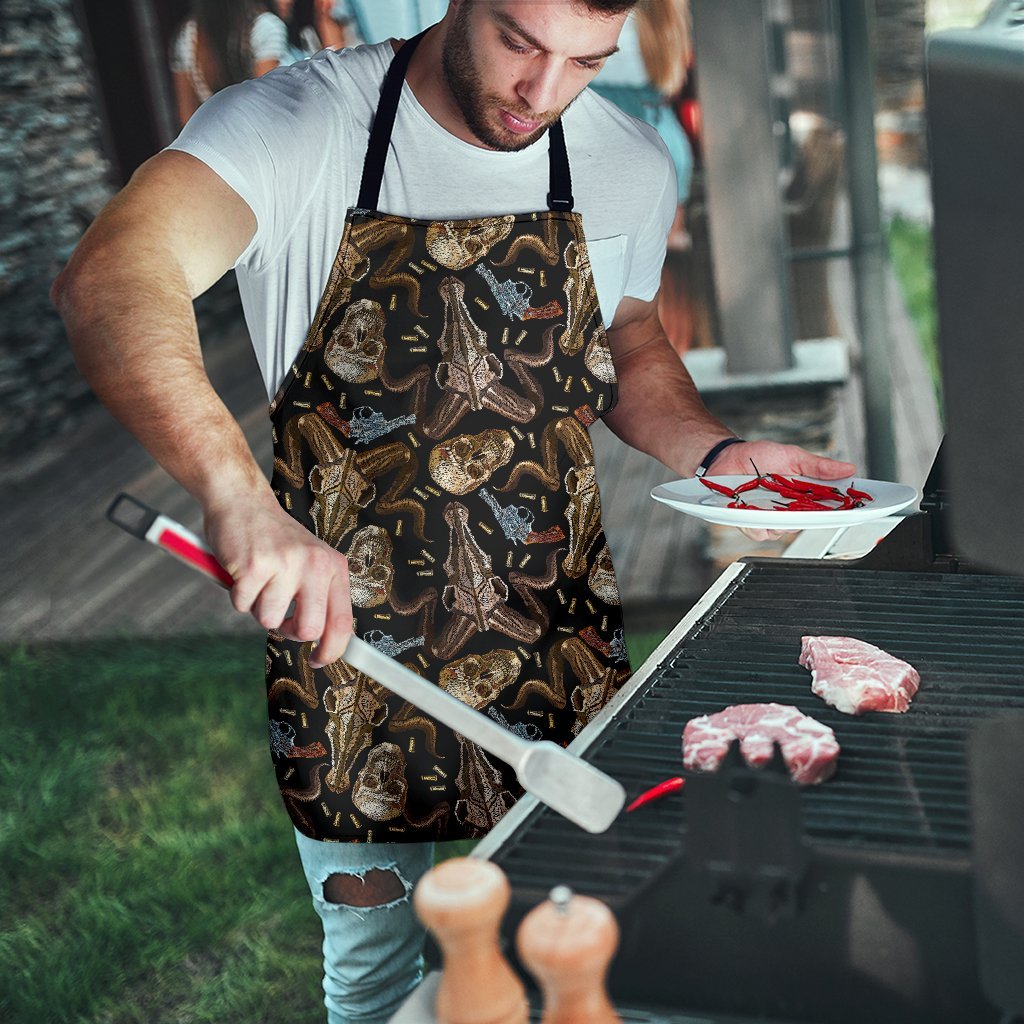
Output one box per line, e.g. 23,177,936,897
0,630,664,1023
887,215,941,404
0,637,321,1024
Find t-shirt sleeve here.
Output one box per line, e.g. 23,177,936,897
165,66,341,273
623,137,678,302
251,12,289,63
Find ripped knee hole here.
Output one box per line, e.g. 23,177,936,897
323,868,406,908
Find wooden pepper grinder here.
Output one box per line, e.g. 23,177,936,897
517,885,621,1024
413,857,528,1024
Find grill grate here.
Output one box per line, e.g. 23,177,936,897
491,563,1024,904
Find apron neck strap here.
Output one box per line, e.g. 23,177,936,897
546,119,574,213
357,29,575,214
357,29,427,212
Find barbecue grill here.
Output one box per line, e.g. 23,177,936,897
389,445,1018,1023
390,7,1024,1021
470,460,1024,1022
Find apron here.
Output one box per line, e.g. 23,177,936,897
266,30,632,842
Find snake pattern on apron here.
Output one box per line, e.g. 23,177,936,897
265,31,632,842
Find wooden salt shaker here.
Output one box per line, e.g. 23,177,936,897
413,857,528,1024
517,885,621,1024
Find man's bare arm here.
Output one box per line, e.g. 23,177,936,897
52,150,258,501
603,295,855,480
51,150,353,664
602,296,735,476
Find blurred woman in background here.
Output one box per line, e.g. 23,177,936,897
277,0,350,62
592,0,695,348
592,0,693,207
171,0,289,126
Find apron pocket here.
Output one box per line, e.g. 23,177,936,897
585,234,628,328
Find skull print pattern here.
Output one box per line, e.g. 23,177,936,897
264,33,630,842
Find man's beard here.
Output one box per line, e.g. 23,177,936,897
441,4,558,151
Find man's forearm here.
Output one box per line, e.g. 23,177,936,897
602,333,735,478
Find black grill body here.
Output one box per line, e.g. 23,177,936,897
485,560,1024,1023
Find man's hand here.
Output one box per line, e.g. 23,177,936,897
709,439,855,482
204,494,353,668
708,440,857,543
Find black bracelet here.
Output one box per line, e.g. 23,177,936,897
695,437,745,478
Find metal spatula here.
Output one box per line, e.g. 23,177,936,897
107,493,626,834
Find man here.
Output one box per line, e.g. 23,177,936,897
52,2,854,1020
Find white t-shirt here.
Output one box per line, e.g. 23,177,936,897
168,40,677,400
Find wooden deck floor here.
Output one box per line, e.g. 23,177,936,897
2,246,941,645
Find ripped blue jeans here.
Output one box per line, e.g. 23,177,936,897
293,828,435,1024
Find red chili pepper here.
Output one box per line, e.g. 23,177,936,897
699,478,737,498
784,497,835,511
768,473,813,493
734,478,762,494
759,478,807,499
625,776,685,812
763,479,824,501
805,481,845,498
708,468,868,514
774,473,847,499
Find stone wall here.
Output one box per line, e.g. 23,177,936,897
0,0,115,464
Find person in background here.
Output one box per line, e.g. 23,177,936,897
592,0,694,347
336,0,450,46
277,0,350,62
171,0,289,126
591,0,693,209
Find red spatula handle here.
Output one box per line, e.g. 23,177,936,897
106,492,234,589
155,524,234,588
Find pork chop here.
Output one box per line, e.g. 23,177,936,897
799,635,920,716
682,702,840,785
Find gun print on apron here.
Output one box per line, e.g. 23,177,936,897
266,30,632,842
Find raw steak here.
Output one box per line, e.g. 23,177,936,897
682,703,839,785
799,636,920,716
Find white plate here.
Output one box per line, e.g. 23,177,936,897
650,476,920,530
